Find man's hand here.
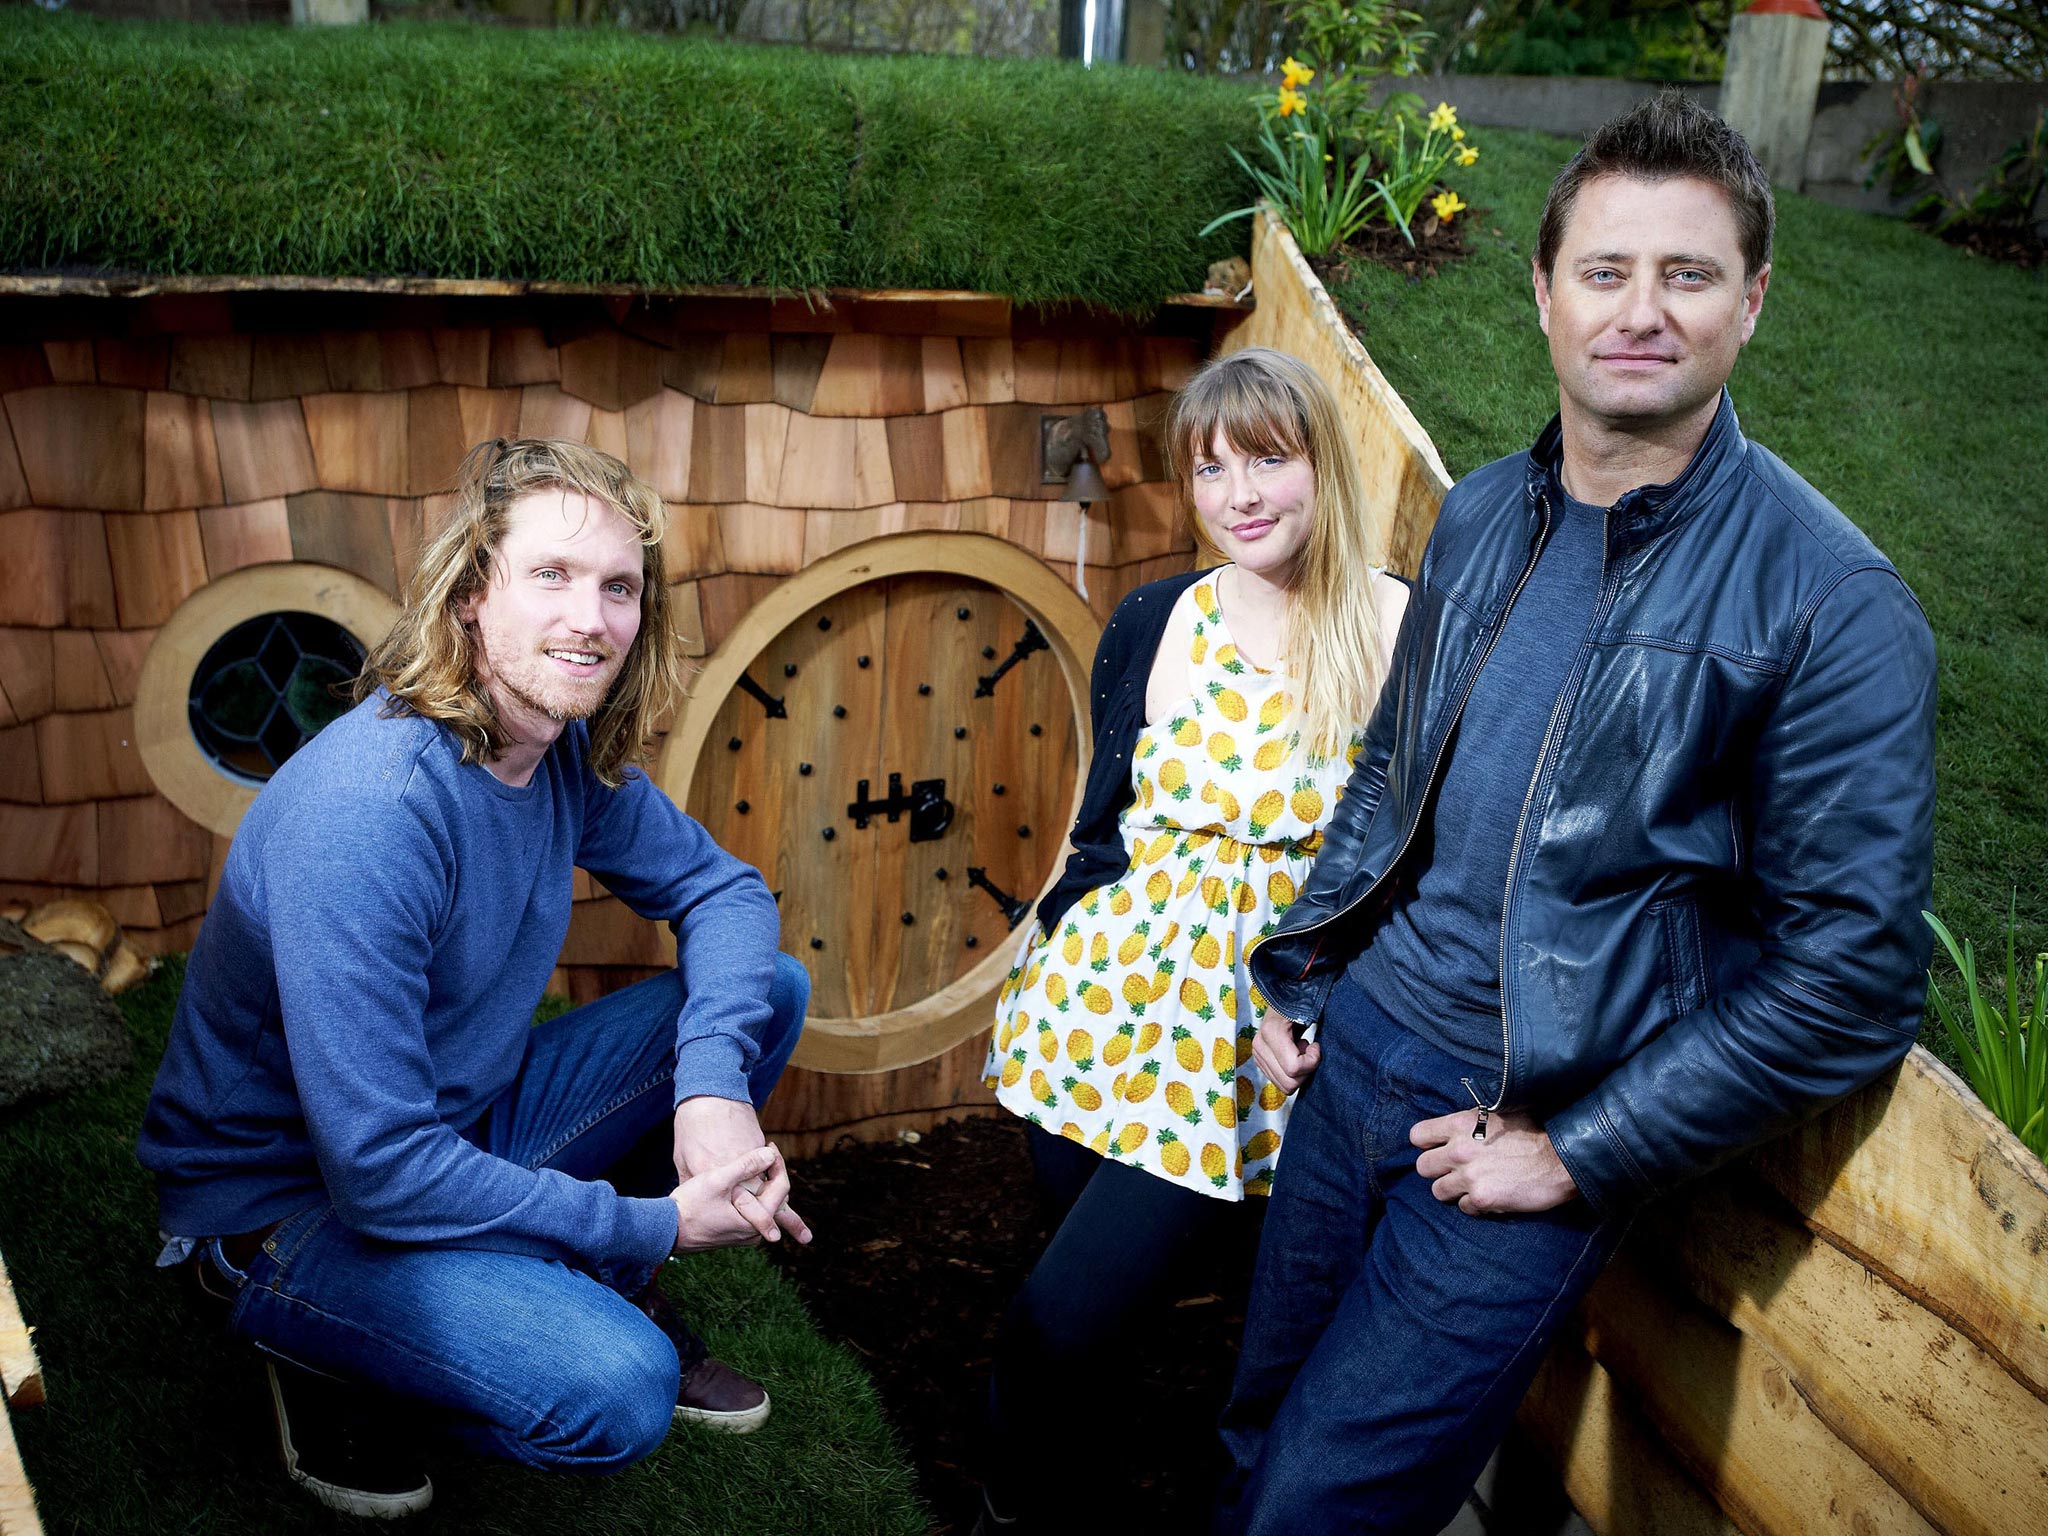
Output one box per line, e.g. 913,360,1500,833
672,1146,805,1251
1411,1108,1578,1215
673,1096,810,1244
1250,1011,1321,1095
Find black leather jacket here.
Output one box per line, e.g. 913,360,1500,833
1247,393,1936,1218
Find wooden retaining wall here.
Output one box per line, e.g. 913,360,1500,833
1227,210,2048,1533
0,279,1237,1149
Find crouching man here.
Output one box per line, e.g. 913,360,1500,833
140,438,810,1517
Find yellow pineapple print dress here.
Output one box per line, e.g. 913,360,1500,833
982,574,1364,1200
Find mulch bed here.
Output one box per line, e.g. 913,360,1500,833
1307,209,1476,286
768,1113,1262,1534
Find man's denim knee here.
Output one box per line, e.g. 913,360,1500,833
514,1323,680,1471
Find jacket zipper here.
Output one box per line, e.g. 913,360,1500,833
1295,496,1556,985
1471,498,1620,1131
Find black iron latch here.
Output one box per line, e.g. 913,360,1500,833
966,866,1031,928
847,773,953,842
975,620,1049,698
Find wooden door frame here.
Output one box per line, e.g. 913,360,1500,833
655,532,1103,1075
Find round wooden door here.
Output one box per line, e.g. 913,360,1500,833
659,535,1102,1073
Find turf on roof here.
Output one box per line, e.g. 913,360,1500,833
0,14,1258,314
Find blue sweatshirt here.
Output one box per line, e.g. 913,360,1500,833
137,691,781,1293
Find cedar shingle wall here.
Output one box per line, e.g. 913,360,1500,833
0,291,1217,995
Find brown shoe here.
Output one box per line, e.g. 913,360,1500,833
673,1354,771,1434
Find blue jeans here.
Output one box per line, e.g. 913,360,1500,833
203,958,808,1472
1216,978,1625,1534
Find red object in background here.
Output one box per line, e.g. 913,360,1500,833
1744,0,1828,18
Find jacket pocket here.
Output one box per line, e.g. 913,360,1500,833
1657,897,1710,1019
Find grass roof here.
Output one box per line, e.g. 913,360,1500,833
0,13,1256,313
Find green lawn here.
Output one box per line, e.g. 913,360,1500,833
0,958,927,1536
0,12,1252,313
1322,125,2048,1050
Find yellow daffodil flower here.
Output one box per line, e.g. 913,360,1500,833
1458,146,1479,166
1281,56,1315,90
1277,87,1307,118
1452,126,1466,142
1428,101,1458,133
1431,190,1467,222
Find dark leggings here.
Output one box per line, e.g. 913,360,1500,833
983,1126,1245,1519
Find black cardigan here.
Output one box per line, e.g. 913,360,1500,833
1036,565,1217,935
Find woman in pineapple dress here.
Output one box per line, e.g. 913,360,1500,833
974,348,1408,1531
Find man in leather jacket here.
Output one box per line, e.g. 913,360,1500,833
1216,94,1936,1534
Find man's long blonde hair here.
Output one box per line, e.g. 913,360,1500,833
355,438,687,788
1165,347,1388,758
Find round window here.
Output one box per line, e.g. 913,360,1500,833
137,564,401,837
187,611,366,784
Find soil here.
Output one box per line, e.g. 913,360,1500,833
1938,222,2046,268
1307,209,1476,287
768,1113,1262,1534
0,919,133,1111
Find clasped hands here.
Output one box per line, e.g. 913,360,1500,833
1251,1011,1578,1215
667,1095,813,1253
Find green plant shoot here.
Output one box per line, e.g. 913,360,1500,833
1925,902,2048,1160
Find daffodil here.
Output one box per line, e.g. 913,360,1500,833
1281,56,1315,91
1428,101,1458,134
1458,146,1479,167
1452,126,1465,142
1277,87,1307,118
1431,190,1467,222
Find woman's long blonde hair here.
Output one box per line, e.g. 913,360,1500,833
355,437,687,789
1164,347,1387,757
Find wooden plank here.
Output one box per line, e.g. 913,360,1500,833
210,399,319,504
1109,480,1186,564
97,794,209,885
1098,399,1146,490
92,630,155,709
584,406,628,462
249,333,330,400
960,338,1016,404
715,505,807,575
0,415,27,512
660,504,726,584
1648,1173,2048,1536
166,334,254,400
0,511,117,628
920,337,970,412
286,490,401,597
743,403,791,505
763,1033,1000,1159
883,414,945,503
662,333,726,401
142,391,224,511
669,578,705,657
41,340,94,384
93,338,170,392
1518,1335,1740,1536
1222,211,1450,577
34,707,152,803
689,403,747,503
809,334,925,418
430,327,490,388
1138,335,1203,393
1010,339,1063,404
769,334,833,414
0,345,55,394
984,400,1046,500
516,383,591,444
714,332,775,405
104,511,208,628
377,330,439,391
0,725,39,803
559,328,664,412
1581,1245,1937,1535
1053,338,1140,404
851,419,895,509
939,406,992,500
776,413,861,510
454,385,521,450
488,326,560,387
154,878,208,925
694,571,781,653
624,388,694,502
303,392,409,495
197,498,294,578
406,385,467,497
50,632,114,712
320,331,383,392
0,803,96,884
1747,1045,2048,1400
0,633,53,722
3,386,145,510
0,1394,43,1536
